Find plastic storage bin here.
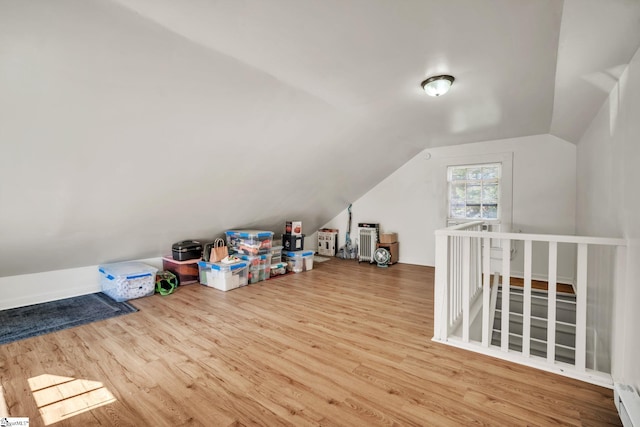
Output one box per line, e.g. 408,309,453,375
99,262,158,302
284,250,315,273
270,245,284,264
270,262,288,277
225,230,274,255
236,254,272,284
198,260,249,291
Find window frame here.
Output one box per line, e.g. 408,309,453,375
439,152,513,231
447,163,501,222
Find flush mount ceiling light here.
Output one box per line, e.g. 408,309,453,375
421,75,455,97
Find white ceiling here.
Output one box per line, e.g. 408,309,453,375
110,0,640,144
111,0,562,145
1,0,639,276
552,0,640,142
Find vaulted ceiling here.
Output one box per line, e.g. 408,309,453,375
1,0,639,276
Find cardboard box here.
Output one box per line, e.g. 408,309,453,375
285,221,303,236
379,232,398,244
317,228,338,256
376,242,399,264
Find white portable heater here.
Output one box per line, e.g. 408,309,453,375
357,224,379,263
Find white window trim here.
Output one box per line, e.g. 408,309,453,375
438,152,513,232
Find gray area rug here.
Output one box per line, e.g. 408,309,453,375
0,292,138,345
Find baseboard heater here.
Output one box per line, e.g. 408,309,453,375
615,383,640,426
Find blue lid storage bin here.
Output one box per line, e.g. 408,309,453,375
225,230,274,255
235,254,272,283
198,260,249,291
98,262,158,302
283,250,315,273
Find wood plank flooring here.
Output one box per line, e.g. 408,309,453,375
504,276,575,295
0,259,621,426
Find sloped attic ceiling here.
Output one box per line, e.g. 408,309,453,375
1,0,639,276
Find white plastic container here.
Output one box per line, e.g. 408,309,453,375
98,262,158,302
198,260,249,291
283,250,315,273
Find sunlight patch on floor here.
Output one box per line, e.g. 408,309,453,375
0,384,9,417
28,374,116,425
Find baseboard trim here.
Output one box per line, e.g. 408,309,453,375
0,257,163,310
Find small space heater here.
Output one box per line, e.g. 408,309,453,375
358,224,379,263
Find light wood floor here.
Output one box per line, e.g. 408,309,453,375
0,259,621,426
505,277,575,295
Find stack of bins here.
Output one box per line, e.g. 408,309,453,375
236,253,272,284
271,245,284,263
269,245,287,278
283,250,315,273
225,230,274,283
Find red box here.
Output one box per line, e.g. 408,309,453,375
162,257,200,285
285,221,303,236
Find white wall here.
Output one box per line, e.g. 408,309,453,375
322,134,577,280
576,46,640,389
0,1,425,278
0,257,163,310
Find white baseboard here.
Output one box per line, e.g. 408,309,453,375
0,257,163,310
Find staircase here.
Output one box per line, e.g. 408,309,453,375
492,285,577,364
434,223,626,386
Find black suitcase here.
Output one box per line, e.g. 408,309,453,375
172,240,203,261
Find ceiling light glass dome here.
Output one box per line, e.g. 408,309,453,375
421,75,455,97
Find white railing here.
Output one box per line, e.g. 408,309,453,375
439,221,484,342
433,223,627,387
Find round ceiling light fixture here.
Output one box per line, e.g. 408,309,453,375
421,75,455,97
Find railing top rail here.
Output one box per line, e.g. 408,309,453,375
445,220,485,231
434,228,626,247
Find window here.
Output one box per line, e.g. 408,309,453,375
447,163,501,221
